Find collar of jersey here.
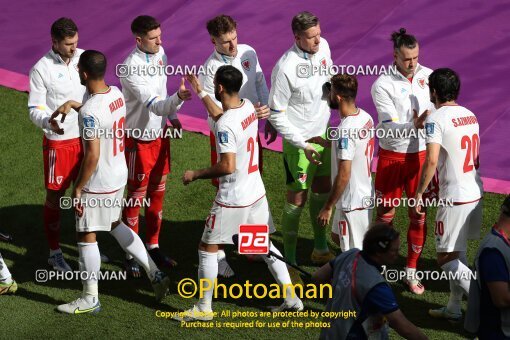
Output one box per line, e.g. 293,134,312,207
292,43,317,60
393,63,423,82
135,46,158,63
49,48,76,65
214,49,235,64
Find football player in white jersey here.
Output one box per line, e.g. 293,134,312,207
371,28,435,295
195,14,277,277
176,65,303,321
120,16,192,277
317,74,375,251
28,18,88,272
50,51,170,314
414,68,483,321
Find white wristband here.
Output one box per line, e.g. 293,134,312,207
198,91,207,99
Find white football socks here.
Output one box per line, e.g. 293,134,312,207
197,250,217,312
441,257,473,313
0,252,12,284
217,249,235,278
111,222,159,281
447,279,463,314
78,242,100,300
263,243,298,303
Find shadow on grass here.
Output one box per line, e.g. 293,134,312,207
0,204,327,314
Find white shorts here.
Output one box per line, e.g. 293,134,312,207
75,187,124,233
331,208,372,252
201,196,275,245
435,199,482,252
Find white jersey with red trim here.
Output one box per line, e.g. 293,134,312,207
120,46,183,141
28,49,86,140
425,105,483,202
199,44,269,110
371,64,434,153
268,38,332,149
331,108,375,211
199,44,270,132
79,86,128,193
212,99,266,206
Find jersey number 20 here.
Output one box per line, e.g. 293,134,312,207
461,134,479,173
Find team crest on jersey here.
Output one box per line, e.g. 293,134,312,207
425,122,435,136
418,78,426,89
56,176,63,185
126,217,138,226
158,59,164,66
241,59,250,71
297,173,307,184
411,244,423,254
217,131,229,144
83,116,95,128
338,137,348,149
137,174,145,182
320,57,327,67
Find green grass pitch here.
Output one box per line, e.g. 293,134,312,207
0,86,504,339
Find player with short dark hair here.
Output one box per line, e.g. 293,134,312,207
50,17,78,41
176,65,302,321
317,74,375,251
414,68,483,321
371,28,435,294
51,50,171,314
130,15,161,37
120,15,192,277
314,223,427,339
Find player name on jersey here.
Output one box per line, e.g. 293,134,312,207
80,86,128,193
452,115,478,127
109,97,124,114
241,111,257,130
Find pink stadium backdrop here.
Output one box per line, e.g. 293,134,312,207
1,0,508,193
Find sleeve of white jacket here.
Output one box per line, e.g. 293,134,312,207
268,70,308,149
198,71,222,109
122,72,183,120
371,82,415,132
255,56,269,105
28,68,52,132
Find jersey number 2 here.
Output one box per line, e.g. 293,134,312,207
365,138,375,177
247,137,259,174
